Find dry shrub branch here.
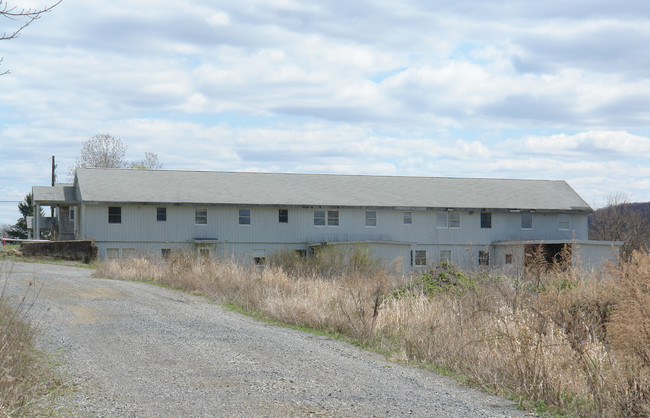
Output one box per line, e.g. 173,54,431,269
97,248,650,416
1,262,60,416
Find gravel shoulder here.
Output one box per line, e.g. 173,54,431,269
1,261,531,417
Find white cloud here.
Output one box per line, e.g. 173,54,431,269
1,0,649,225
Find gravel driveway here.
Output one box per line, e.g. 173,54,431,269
1,261,531,417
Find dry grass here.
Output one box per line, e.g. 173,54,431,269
1,263,61,416
97,247,650,416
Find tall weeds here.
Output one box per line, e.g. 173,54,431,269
0,262,60,416
97,248,650,416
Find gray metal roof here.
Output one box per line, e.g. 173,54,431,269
32,183,77,204
70,168,592,212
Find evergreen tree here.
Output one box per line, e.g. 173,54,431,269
7,193,42,239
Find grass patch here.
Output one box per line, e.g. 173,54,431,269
96,248,650,416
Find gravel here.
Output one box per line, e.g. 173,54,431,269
1,261,532,417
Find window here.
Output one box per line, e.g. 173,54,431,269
195,209,207,225
403,211,412,225
161,248,171,259
449,212,460,229
108,207,121,224
505,254,513,264
69,206,75,221
314,210,339,226
327,210,339,226
480,212,491,229
521,213,533,229
436,212,448,228
157,207,166,222
253,257,265,265
314,210,326,226
295,249,307,258
437,212,460,228
558,214,569,230
106,248,119,259
440,250,451,263
239,209,251,225
122,248,136,258
365,211,377,227
415,250,427,266
278,209,288,223
199,248,210,257
479,250,490,266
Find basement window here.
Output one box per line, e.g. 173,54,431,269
106,248,119,259
161,248,171,259
108,207,121,224
505,254,513,264
479,250,490,266
415,250,427,266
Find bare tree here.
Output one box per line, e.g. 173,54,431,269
1,0,61,75
69,133,164,178
130,152,163,170
589,193,650,260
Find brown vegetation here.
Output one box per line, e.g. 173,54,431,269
0,264,60,416
97,246,650,416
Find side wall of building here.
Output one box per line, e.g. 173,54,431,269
81,204,589,270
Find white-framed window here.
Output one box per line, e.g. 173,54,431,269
108,207,121,224
365,211,376,227
449,212,460,229
436,212,448,228
106,248,119,259
239,209,251,225
479,250,490,266
480,212,491,229
440,250,451,263
195,208,207,225
436,212,460,229
314,210,339,226
122,248,136,258
69,206,75,221
415,250,427,266
403,211,412,225
558,214,569,230
521,213,533,229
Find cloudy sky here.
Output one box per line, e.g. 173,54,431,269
1,0,650,226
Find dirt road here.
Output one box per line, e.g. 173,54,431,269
1,261,530,416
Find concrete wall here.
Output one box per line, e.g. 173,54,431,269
20,240,98,262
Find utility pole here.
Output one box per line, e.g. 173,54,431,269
51,156,56,217
51,155,56,186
